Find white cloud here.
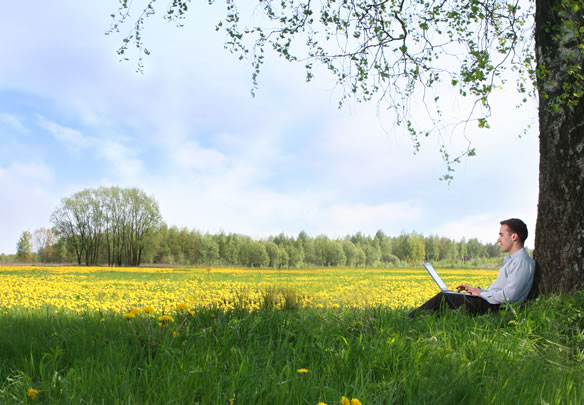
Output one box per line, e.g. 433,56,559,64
153,167,424,241
320,202,423,236
326,202,421,224
0,162,54,184
0,162,58,254
431,214,500,244
173,140,226,171
151,164,339,238
36,114,92,151
35,115,145,179
313,104,444,191
96,140,144,179
430,211,538,247
0,113,29,135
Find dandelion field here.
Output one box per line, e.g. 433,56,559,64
0,265,498,313
1,266,583,404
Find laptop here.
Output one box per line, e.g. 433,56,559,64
423,262,469,295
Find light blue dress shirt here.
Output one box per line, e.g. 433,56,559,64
480,248,535,304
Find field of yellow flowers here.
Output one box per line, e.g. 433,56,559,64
2,265,582,404
0,265,497,313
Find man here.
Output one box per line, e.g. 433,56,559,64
409,218,535,317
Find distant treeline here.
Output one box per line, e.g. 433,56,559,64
5,226,505,268
3,187,505,268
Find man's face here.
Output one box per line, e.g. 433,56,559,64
497,224,515,253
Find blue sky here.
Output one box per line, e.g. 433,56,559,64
0,1,539,254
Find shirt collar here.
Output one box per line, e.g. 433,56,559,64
504,247,526,263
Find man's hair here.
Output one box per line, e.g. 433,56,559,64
500,218,528,244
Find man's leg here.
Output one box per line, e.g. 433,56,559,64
458,295,500,315
409,292,499,317
408,292,452,317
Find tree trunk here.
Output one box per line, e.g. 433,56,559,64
534,0,584,293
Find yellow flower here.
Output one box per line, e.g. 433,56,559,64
158,315,174,322
142,306,155,314
129,308,141,315
316,402,327,405
123,312,136,319
340,397,350,405
296,368,309,374
176,303,189,311
100,317,105,322
351,399,362,405
172,331,179,338
27,388,37,399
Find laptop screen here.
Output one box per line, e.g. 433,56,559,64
423,262,449,291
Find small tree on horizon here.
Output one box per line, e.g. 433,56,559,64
16,231,34,262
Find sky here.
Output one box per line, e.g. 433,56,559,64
0,1,540,254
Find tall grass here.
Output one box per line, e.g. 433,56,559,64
0,292,583,404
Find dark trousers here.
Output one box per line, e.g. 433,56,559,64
409,292,500,317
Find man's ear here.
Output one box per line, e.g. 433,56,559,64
511,233,518,242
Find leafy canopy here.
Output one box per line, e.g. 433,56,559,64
108,0,536,180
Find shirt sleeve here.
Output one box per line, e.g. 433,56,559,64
481,255,534,304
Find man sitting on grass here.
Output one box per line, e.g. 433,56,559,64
409,218,535,317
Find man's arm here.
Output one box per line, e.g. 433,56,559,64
480,256,535,304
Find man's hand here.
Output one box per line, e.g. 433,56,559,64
456,284,482,296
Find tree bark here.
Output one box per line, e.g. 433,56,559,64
534,0,584,293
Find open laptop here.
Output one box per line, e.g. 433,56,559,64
423,262,469,295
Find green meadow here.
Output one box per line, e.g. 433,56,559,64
0,267,582,404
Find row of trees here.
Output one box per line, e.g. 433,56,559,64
144,227,503,268
8,192,504,267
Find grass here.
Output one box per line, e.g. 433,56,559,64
0,291,583,404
